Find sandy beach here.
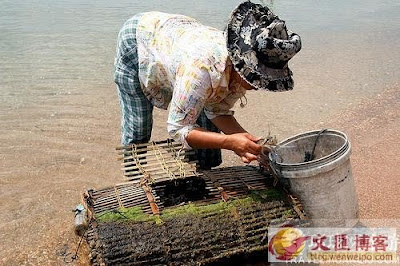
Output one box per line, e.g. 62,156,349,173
1,0,399,265
0,78,398,264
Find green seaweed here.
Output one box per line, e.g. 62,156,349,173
96,189,285,224
248,188,285,202
161,197,254,220
281,209,295,219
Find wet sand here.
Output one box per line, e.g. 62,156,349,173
324,87,400,219
0,77,399,264
1,0,400,264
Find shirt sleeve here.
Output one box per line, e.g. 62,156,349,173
167,61,212,149
203,79,247,120
203,93,240,120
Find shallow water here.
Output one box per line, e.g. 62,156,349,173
1,0,399,111
0,1,399,263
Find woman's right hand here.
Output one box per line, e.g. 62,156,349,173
224,133,262,163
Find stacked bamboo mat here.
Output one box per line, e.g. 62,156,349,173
81,140,306,265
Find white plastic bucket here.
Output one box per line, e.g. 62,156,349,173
269,129,359,227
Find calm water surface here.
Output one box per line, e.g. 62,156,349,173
1,0,399,110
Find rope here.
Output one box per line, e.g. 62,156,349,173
131,144,154,185
63,215,93,263
114,186,125,209
63,209,131,263
151,141,177,181
167,139,186,178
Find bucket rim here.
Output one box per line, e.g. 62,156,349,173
269,129,349,167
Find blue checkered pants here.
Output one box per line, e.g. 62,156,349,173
114,14,222,169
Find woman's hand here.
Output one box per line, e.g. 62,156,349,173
186,128,261,164
224,133,262,163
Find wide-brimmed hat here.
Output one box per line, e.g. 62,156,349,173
226,1,301,91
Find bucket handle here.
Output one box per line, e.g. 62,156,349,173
304,128,328,162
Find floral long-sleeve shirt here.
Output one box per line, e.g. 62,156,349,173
136,12,247,149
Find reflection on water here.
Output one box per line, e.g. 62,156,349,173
0,0,399,109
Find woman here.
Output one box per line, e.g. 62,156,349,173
114,1,301,169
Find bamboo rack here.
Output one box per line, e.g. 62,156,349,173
84,165,307,266
117,139,198,184
84,165,306,219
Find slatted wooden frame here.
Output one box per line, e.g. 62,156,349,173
116,139,198,185
84,166,306,220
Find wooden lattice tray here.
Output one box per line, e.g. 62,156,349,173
82,166,306,265
84,166,306,216
116,139,197,184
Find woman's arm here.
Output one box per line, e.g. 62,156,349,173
186,127,261,163
167,61,260,163
210,115,246,135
